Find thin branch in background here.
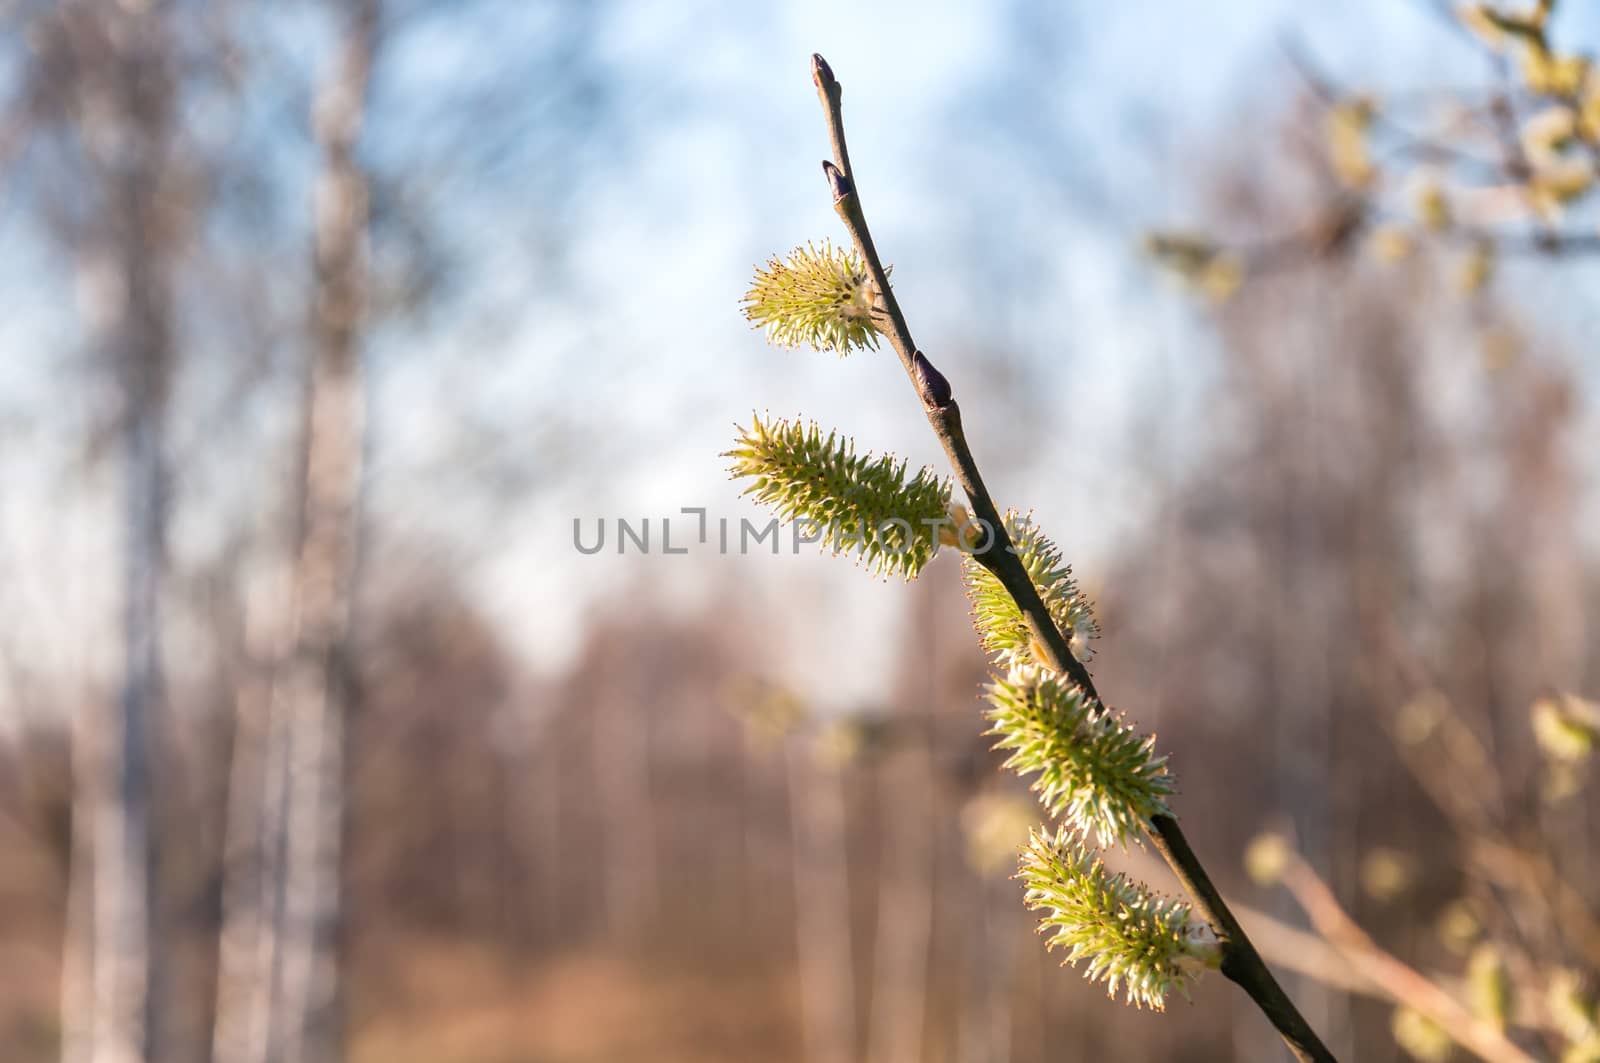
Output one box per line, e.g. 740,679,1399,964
1368,623,1600,971
1271,848,1539,1063
1149,3,1600,299
1280,34,1509,180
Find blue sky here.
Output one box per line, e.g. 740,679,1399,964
5,0,1598,719
455,0,1583,697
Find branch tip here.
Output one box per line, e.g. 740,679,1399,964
811,53,836,92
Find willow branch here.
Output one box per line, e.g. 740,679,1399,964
1279,855,1539,1063
1114,845,1373,997
810,53,1335,1063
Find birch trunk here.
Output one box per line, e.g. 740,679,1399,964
71,4,180,1057
211,579,291,1063
277,5,378,1060
60,698,96,1063
90,405,167,1063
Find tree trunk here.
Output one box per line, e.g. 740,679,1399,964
787,735,857,1063
69,5,181,1057
275,5,379,1060
214,5,379,1061
594,680,658,937
211,579,291,1063
60,698,96,1063
866,747,932,1063
90,404,167,1063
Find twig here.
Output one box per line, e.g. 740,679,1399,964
1467,837,1600,969
1279,854,1539,1063
1280,35,1505,180
1113,845,1375,997
1366,624,1600,967
809,53,1337,1063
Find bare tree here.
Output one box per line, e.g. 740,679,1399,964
274,4,379,1058
10,4,193,1061
211,566,289,1063
274,6,378,1062
211,4,379,1061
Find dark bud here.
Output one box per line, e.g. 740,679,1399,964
822,159,853,201
913,350,953,409
811,53,836,93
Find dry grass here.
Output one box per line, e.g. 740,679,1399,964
351,935,801,1063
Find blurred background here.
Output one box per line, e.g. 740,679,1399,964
2,0,1599,1061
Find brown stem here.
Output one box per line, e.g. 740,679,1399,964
1280,856,1538,1063
811,52,1336,1063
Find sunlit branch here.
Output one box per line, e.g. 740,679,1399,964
810,51,1337,1063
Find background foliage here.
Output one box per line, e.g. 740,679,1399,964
0,1,1598,1061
